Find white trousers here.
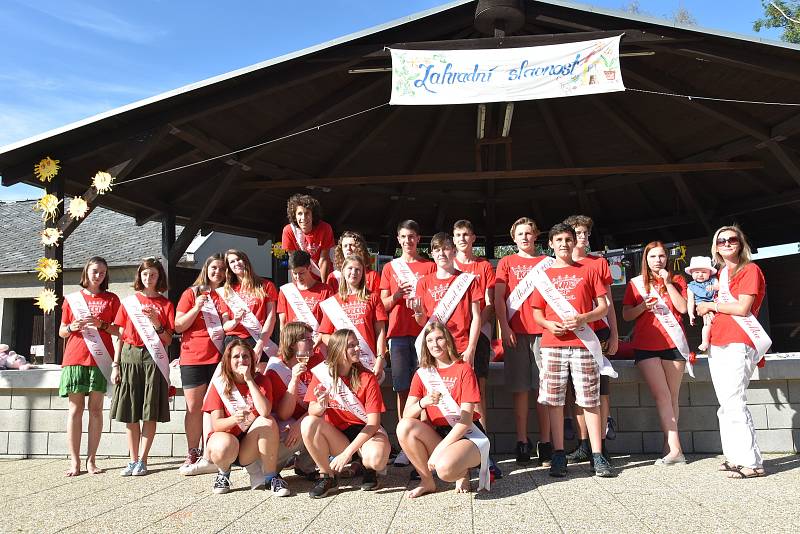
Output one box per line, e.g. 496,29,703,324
707,343,763,468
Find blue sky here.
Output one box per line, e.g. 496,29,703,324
0,0,784,200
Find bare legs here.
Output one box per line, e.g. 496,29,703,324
66,392,105,476
301,415,390,477
638,358,685,459
125,420,157,465
207,416,280,474
183,384,207,453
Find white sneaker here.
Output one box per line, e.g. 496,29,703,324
179,457,217,476
393,451,410,467
120,461,136,476
269,476,291,497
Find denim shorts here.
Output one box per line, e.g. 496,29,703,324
388,336,418,392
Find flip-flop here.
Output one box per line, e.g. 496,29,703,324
727,466,765,479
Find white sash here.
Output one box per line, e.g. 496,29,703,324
531,268,617,378
311,363,374,428
631,276,694,377
291,223,322,277
414,273,476,356
332,270,343,286
216,287,279,358
211,376,255,433
505,256,556,319
197,289,224,354
718,266,771,362
390,258,419,298
266,356,308,399
417,366,491,491
64,291,114,384
280,283,320,331
120,295,171,382
320,296,376,368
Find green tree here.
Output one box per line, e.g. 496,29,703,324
754,1,800,43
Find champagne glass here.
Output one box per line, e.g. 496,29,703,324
197,284,210,296
296,352,310,365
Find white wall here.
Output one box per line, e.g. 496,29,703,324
188,234,272,278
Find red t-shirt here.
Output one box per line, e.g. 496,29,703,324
318,293,388,353
495,254,548,335
455,257,496,311
408,361,481,426
277,282,333,325
709,263,766,349
176,288,229,365
380,259,436,338
61,291,121,367
281,222,335,265
223,280,278,339
202,373,274,437
304,369,385,430
530,262,607,348
114,293,175,348
417,272,482,353
267,352,325,420
579,254,613,332
326,269,381,294
623,276,688,351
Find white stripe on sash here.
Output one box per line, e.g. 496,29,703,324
280,283,320,331
266,356,308,399
64,291,114,386
416,366,491,491
311,363,386,437
120,295,171,383
291,223,322,277
320,296,376,368
718,266,771,362
216,287,279,359
505,256,555,319
211,375,255,433
197,289,224,354
631,276,694,377
531,268,618,378
414,273,476,356
390,258,419,297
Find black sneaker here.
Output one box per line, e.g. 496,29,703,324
488,457,503,479
566,441,591,464
309,474,338,498
360,468,380,491
549,450,567,477
605,416,617,441
537,441,553,467
295,466,318,481
592,453,615,478
515,438,533,465
212,472,232,494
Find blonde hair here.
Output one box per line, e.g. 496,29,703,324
418,322,461,369
278,322,313,363
509,217,539,239
711,225,752,276
337,255,369,301
325,329,365,392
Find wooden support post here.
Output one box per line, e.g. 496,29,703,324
161,210,178,302
44,176,65,364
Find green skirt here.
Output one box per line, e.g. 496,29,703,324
59,365,107,397
110,344,170,423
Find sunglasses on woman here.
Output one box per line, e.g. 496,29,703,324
716,236,740,246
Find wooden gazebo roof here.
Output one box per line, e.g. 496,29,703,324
2,0,800,258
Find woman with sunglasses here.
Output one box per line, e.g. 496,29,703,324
695,226,770,479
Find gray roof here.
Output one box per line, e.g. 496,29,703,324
0,200,182,272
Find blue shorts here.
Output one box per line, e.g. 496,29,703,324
389,336,418,392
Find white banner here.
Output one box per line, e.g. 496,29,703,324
390,36,624,105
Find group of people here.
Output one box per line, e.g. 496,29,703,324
56,193,772,500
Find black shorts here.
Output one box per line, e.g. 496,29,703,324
342,424,366,443
634,348,684,363
599,375,610,396
180,363,218,389
473,333,491,379
432,420,486,440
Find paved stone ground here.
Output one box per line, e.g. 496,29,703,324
5,453,800,533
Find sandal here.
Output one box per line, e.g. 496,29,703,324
718,461,737,472
727,466,765,479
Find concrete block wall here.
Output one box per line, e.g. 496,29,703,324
2,357,800,458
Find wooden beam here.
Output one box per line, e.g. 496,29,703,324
317,108,400,178
240,161,761,190
719,188,800,217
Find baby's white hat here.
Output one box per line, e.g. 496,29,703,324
685,256,717,275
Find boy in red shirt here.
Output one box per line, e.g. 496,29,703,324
281,193,334,281
277,250,334,333
531,223,614,478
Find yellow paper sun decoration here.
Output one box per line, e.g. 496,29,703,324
35,257,62,282
34,157,60,182
40,227,63,247
272,242,287,259
92,171,114,194
35,288,59,314
34,193,61,222
67,196,89,219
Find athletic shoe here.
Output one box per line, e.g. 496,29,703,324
120,461,136,477
269,476,291,497
393,451,410,467
654,454,687,466
360,469,380,491
179,456,217,476
537,441,553,467
564,417,576,441
212,473,232,494
592,453,615,477
178,448,200,473
605,416,617,441
488,457,503,479
295,466,318,481
309,474,338,499
549,451,567,477
566,441,591,464
515,438,533,465
131,460,147,476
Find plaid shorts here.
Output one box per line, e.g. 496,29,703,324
537,346,600,408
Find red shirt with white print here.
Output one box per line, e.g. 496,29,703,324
380,259,435,338
623,275,688,351
709,263,766,349
417,271,482,353
277,282,334,326
61,291,121,367
318,293,388,353
114,293,175,348
202,373,274,437
223,280,278,339
495,254,548,335
409,361,481,427
281,221,335,265
176,287,229,365
455,257,496,311
268,352,325,420
304,369,385,431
